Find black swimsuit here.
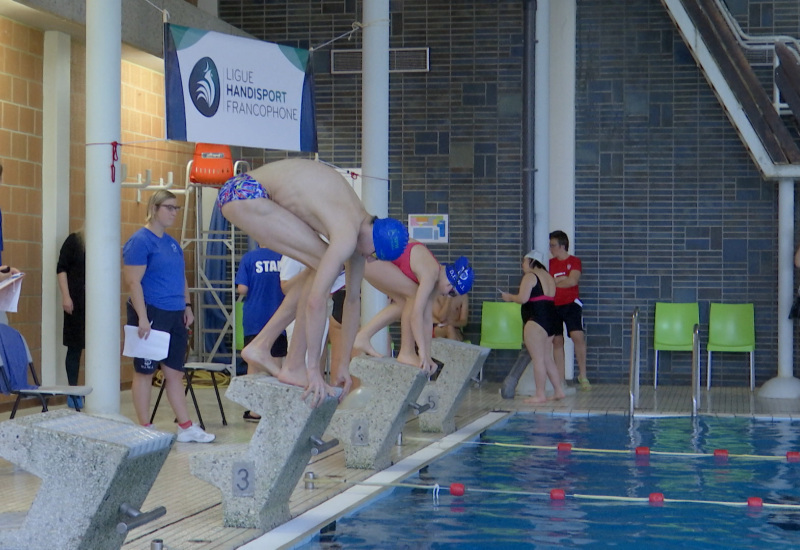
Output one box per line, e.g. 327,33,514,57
520,276,557,336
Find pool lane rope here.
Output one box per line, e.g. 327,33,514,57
311,478,800,510
463,441,800,462
309,441,800,509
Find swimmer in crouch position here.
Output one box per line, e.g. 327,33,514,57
500,250,566,404
354,241,474,375
218,159,408,407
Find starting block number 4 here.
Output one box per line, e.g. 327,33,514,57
232,461,255,497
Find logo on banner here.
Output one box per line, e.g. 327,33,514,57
189,57,220,117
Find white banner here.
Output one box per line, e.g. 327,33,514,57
164,24,317,152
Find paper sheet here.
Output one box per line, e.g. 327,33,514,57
122,325,171,361
0,273,24,312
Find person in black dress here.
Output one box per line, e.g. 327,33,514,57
57,231,85,409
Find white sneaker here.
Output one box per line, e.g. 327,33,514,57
176,423,215,443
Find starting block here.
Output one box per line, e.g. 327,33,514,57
326,356,428,470
418,339,489,434
0,410,173,550
190,375,339,530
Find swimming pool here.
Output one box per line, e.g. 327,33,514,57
295,414,800,548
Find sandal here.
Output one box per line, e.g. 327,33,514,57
242,410,261,422
578,377,592,391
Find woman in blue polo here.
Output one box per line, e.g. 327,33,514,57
122,189,214,443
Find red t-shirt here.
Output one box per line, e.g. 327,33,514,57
549,255,582,306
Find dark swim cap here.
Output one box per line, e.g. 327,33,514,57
445,256,474,295
373,218,409,261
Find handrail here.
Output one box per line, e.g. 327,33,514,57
691,323,701,417
711,0,800,109
628,307,641,416
713,0,800,54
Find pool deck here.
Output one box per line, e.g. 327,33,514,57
2,380,799,549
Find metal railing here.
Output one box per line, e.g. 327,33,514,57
712,0,800,111
628,308,641,416
691,323,701,417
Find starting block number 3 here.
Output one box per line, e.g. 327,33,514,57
232,460,255,497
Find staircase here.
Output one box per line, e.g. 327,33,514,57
661,0,800,179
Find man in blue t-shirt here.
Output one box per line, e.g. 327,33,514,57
235,245,286,421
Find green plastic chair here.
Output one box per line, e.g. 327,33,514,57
478,301,523,382
653,302,699,388
706,303,755,391
479,302,523,350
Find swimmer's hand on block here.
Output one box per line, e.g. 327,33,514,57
302,386,343,409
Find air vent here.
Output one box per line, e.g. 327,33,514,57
330,47,430,74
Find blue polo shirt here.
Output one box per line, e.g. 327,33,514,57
123,227,186,311
235,247,284,337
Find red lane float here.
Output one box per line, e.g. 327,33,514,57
449,483,465,497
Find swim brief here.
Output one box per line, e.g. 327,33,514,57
217,173,270,210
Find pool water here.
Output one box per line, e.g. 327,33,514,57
297,414,800,549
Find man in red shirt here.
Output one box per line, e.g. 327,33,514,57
549,230,589,390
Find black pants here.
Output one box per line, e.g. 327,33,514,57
65,346,83,386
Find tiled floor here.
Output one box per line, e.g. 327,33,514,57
2,379,800,549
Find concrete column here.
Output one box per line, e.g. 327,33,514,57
759,178,800,398
41,31,71,385
549,0,576,245
360,0,391,355
84,0,122,414
548,0,578,381
533,0,550,256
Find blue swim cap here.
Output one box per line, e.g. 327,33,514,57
372,217,408,261
445,256,474,295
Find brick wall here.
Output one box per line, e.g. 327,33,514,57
0,18,193,404
574,0,800,386
217,0,800,385
218,0,526,377
0,17,44,363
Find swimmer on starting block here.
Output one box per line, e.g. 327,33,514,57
354,241,474,374
218,159,408,407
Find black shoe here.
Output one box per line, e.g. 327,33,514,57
243,410,261,422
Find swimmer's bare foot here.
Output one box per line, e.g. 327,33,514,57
524,395,548,405
396,351,420,368
277,361,309,388
549,392,566,401
242,344,281,377
352,334,382,358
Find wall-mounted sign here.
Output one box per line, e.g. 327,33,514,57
408,214,448,243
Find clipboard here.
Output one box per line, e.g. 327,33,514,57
122,325,171,361
0,273,24,312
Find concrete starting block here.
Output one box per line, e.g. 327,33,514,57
326,356,429,470
418,339,490,434
0,410,174,550
190,375,339,530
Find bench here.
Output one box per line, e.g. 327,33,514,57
0,410,173,550
189,375,339,530
326,356,429,470
418,339,490,434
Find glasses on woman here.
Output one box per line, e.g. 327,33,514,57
159,204,181,213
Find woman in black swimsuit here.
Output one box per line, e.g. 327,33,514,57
500,250,566,404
